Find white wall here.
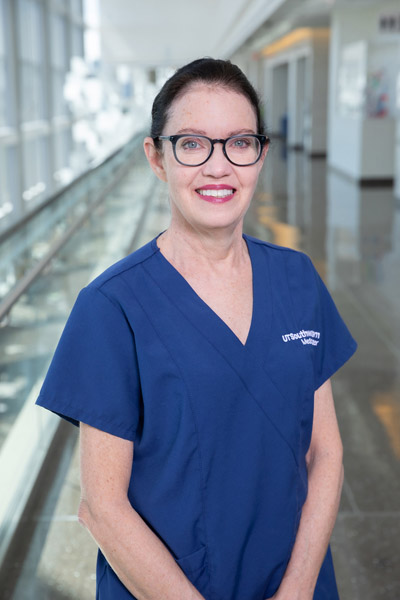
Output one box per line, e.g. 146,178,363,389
327,1,400,181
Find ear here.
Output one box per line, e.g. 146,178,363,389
143,137,167,182
261,140,269,161
257,140,269,169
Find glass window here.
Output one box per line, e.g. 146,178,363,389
71,0,83,20
50,13,68,70
72,24,84,58
22,135,49,203
54,128,71,172
53,0,69,9
0,0,5,55
0,0,9,127
5,144,19,214
50,13,69,117
52,70,68,116
20,62,46,122
0,62,6,129
18,0,47,121
18,0,43,63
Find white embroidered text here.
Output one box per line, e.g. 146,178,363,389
282,330,320,346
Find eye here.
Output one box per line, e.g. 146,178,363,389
229,136,252,149
182,140,200,149
179,136,207,151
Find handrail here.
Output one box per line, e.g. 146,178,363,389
0,136,141,324
0,132,143,246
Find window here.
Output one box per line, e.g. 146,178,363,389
72,24,84,58
71,0,83,20
54,128,72,172
0,0,13,127
18,0,47,122
22,135,49,204
0,2,6,127
51,12,69,117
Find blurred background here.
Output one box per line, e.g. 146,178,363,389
0,0,399,598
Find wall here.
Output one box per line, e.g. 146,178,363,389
259,29,330,156
327,1,400,181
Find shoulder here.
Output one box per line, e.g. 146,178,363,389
244,234,314,272
68,236,160,318
85,236,159,295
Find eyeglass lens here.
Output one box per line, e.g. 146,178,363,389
175,136,261,166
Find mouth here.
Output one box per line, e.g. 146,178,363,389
195,186,236,203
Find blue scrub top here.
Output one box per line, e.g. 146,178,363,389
36,234,357,600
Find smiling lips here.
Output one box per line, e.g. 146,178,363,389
195,185,236,204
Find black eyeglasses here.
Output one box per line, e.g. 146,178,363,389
153,134,269,167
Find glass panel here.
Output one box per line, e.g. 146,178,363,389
71,0,83,19
20,63,45,121
54,129,71,172
18,0,47,121
52,69,68,116
0,57,5,127
0,0,5,56
6,144,20,214
18,0,43,63
0,0,12,127
53,0,69,9
50,13,68,69
72,24,84,58
22,135,48,204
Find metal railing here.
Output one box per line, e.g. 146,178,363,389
0,133,144,325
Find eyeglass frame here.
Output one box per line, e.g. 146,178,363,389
153,133,270,167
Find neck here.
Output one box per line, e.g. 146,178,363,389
157,221,248,269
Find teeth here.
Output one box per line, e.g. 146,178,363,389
197,189,234,197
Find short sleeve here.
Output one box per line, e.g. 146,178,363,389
36,285,141,441
287,252,357,391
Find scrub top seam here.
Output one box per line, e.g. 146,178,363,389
36,395,138,441
122,267,216,600
245,235,309,259
89,244,159,293
85,283,136,322
144,262,299,469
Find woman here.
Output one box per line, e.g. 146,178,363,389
36,58,357,600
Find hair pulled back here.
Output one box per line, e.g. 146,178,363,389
151,57,265,147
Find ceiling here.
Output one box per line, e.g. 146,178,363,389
97,0,379,68
98,0,293,66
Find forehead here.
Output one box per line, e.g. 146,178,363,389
165,83,257,134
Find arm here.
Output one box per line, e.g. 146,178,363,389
267,379,344,600
78,423,205,600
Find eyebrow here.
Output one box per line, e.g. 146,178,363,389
175,128,257,136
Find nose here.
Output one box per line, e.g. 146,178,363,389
202,141,232,177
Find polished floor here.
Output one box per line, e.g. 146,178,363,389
2,141,400,599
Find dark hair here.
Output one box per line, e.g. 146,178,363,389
151,57,265,147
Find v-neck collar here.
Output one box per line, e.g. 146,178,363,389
149,233,271,351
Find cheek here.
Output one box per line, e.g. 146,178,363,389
165,164,198,195
241,170,261,192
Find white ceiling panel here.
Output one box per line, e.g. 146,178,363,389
98,0,289,66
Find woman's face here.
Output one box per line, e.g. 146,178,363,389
144,83,267,235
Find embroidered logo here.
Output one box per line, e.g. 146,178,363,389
282,330,320,346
